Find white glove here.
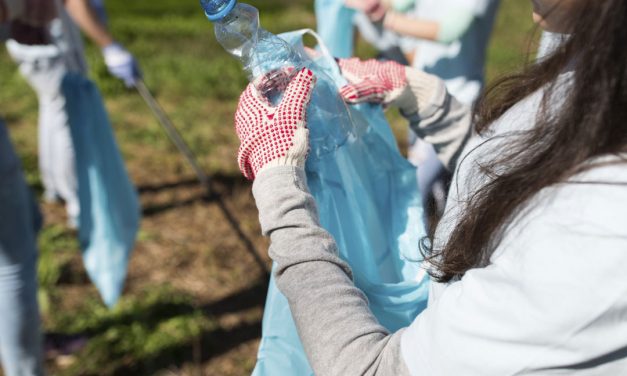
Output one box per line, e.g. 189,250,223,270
102,42,140,87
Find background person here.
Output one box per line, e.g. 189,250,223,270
347,0,500,221
5,0,139,227
385,0,499,220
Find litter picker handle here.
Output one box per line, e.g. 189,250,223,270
135,79,211,193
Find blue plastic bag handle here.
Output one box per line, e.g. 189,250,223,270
282,28,343,79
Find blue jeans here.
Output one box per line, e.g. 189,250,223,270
0,121,44,376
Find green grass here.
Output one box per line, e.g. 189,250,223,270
49,288,216,375
487,0,540,81
0,0,536,374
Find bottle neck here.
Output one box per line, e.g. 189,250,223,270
211,2,303,81
203,0,237,22
218,8,239,24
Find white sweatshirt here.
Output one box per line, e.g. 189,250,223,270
402,72,627,375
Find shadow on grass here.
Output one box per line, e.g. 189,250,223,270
141,193,208,217
84,280,268,336
57,278,269,376
47,175,271,374
139,172,247,217
139,173,270,276
122,278,267,374
111,320,263,376
137,177,200,194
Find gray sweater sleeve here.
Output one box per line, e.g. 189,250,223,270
252,166,411,376
400,70,473,171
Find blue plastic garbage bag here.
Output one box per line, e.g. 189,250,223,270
315,0,356,58
252,29,430,376
61,73,140,308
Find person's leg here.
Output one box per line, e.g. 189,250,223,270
6,41,61,203
37,95,58,203
42,87,79,226
6,41,80,225
0,121,44,376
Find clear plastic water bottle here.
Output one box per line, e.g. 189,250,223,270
201,0,354,161
200,0,305,102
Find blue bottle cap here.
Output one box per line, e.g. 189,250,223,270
200,0,237,22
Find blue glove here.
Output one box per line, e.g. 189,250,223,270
102,42,140,87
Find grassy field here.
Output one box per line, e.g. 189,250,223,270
0,1,536,375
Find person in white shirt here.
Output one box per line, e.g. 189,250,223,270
399,0,499,220
5,0,139,227
349,0,498,101
232,0,627,374
349,0,500,220
377,0,500,104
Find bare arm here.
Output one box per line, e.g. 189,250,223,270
384,12,440,41
64,0,112,47
64,0,140,86
383,7,476,44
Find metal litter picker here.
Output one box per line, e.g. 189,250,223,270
135,79,211,194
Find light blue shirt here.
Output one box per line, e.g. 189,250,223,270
408,0,500,104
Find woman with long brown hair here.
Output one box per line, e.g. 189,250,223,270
232,0,627,374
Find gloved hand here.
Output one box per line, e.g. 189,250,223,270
338,57,442,116
102,42,140,87
235,67,316,180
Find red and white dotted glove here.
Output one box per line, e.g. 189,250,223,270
338,57,442,115
338,57,407,106
235,67,316,180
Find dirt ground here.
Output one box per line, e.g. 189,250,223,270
40,162,272,375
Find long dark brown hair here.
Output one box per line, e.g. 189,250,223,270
425,0,627,283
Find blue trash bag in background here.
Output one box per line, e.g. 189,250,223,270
315,0,355,58
61,73,140,308
252,29,430,376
